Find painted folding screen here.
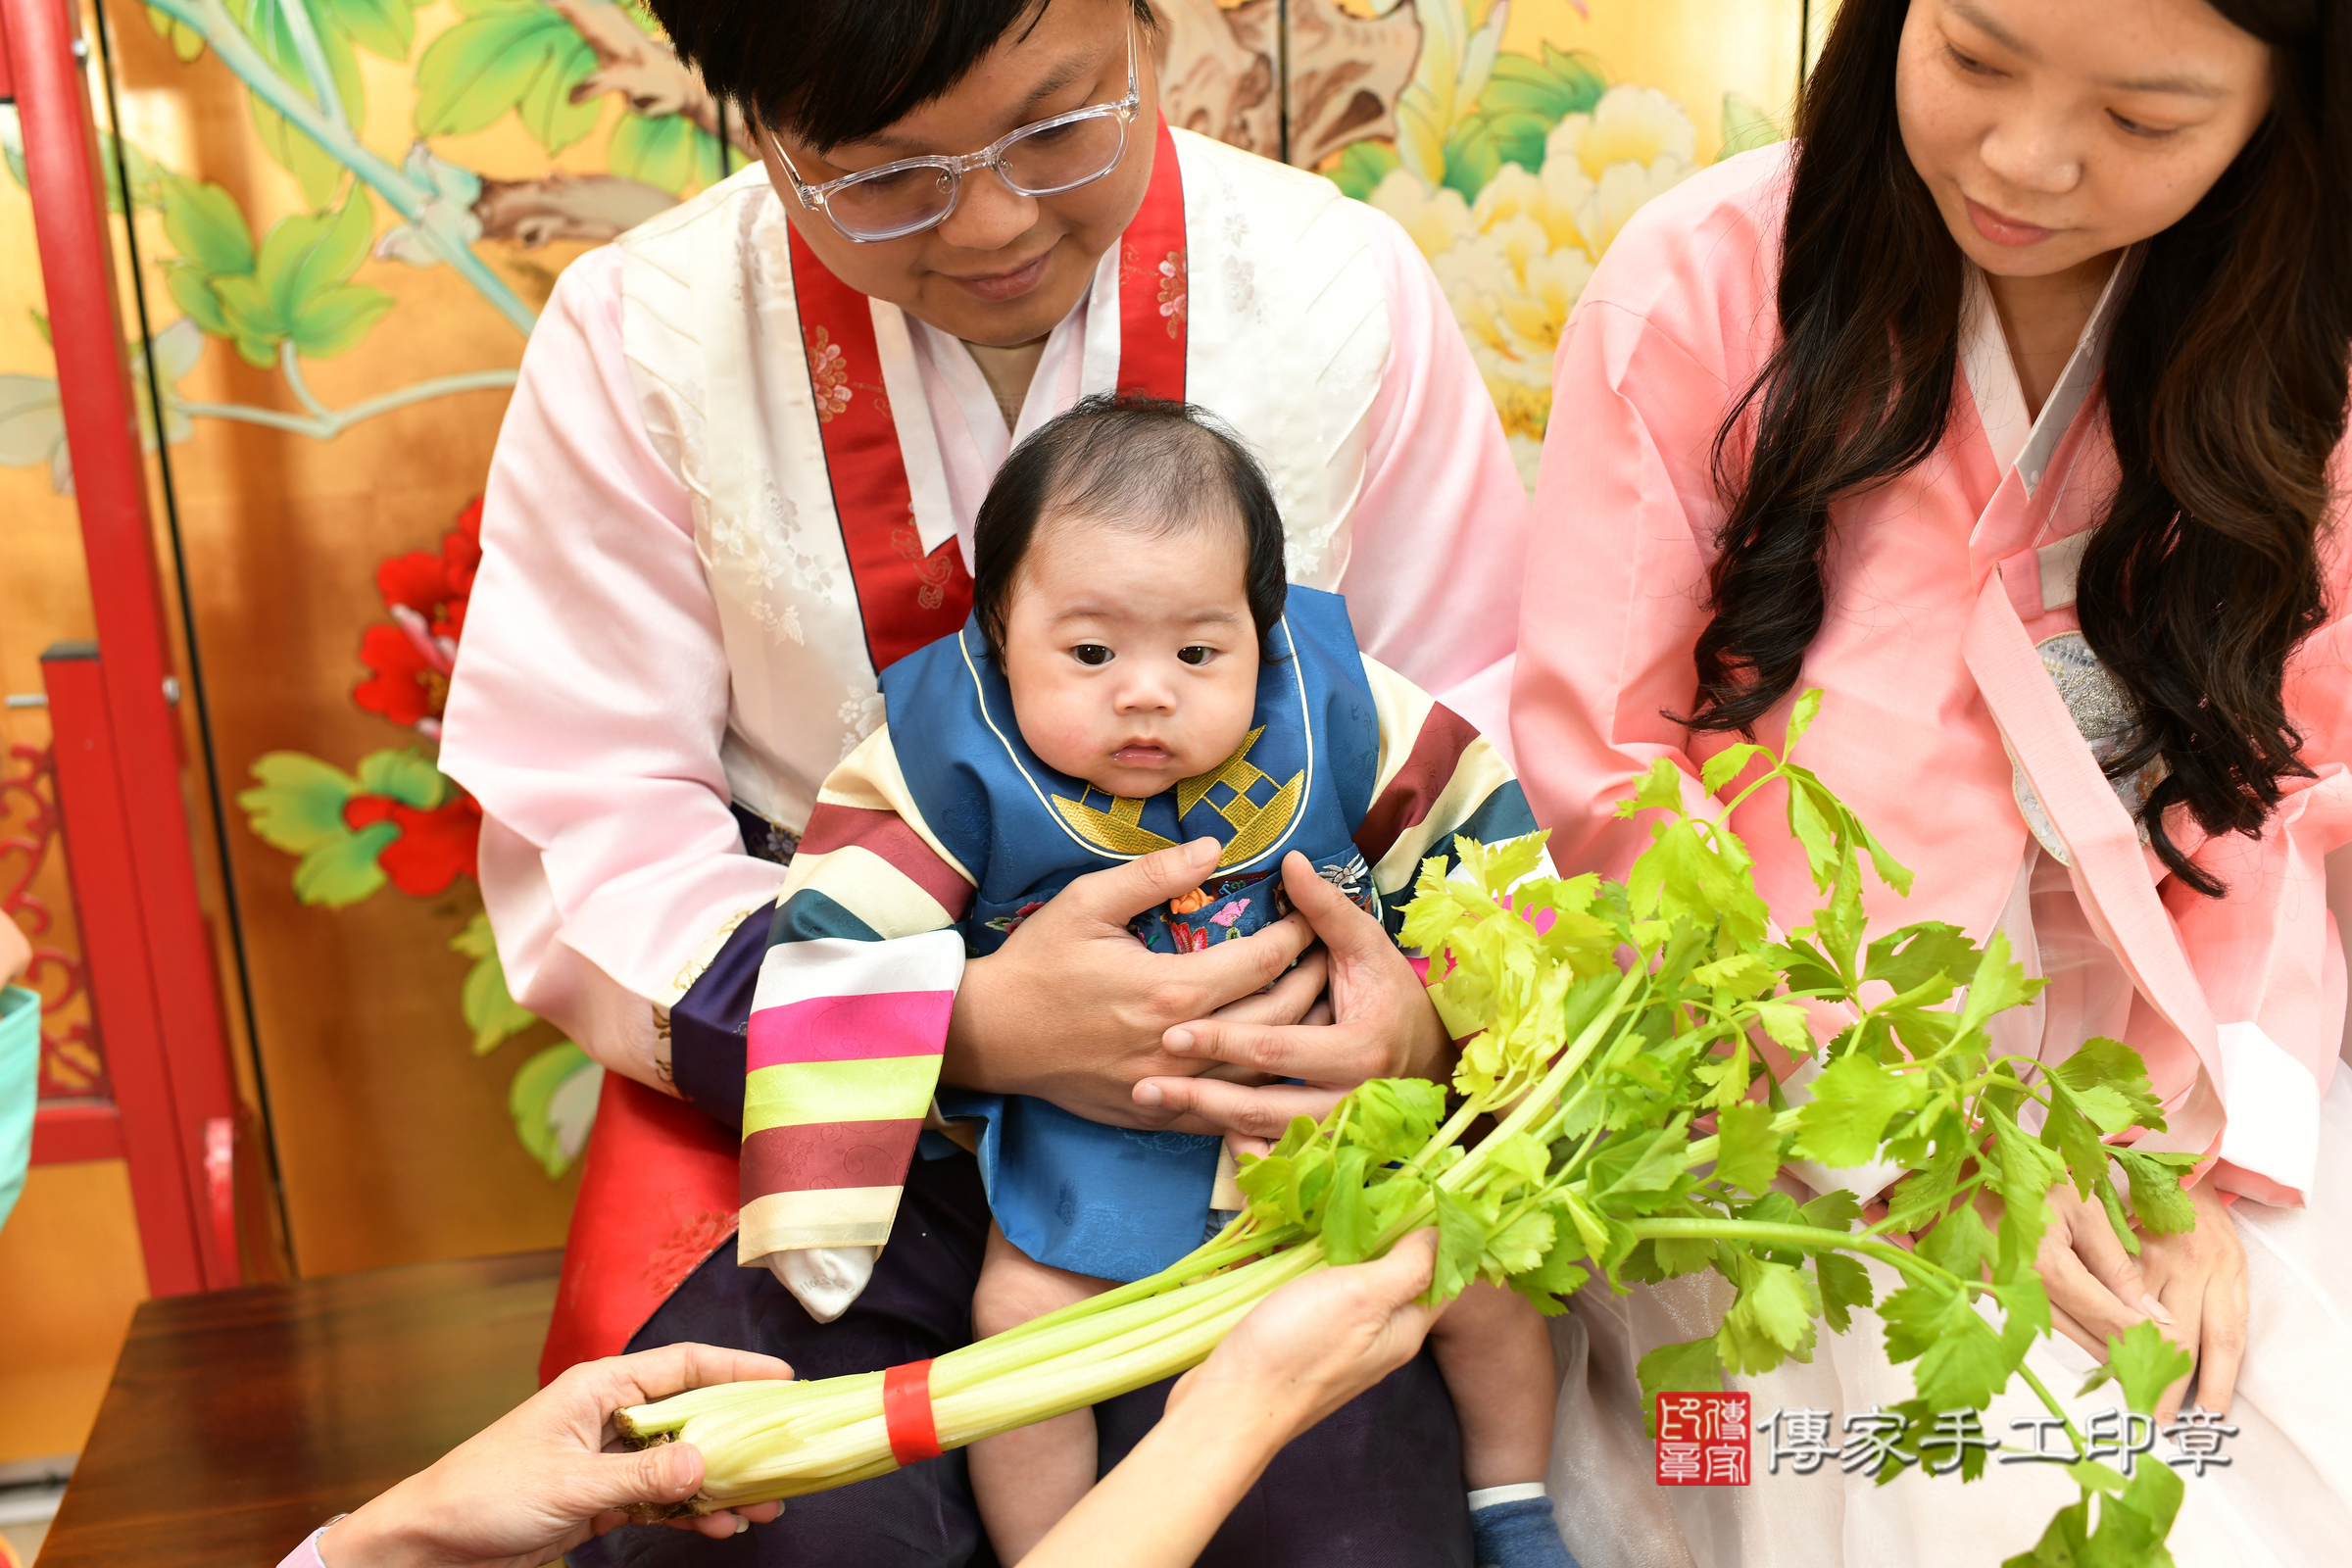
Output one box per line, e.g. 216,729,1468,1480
0,0,1805,1275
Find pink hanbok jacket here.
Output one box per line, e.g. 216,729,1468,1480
1513,145,2352,1207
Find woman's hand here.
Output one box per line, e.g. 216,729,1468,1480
2031,1182,2248,1422
1131,853,1454,1142
2134,1180,2248,1422
942,838,1321,1129
1169,1229,1444,1441
320,1344,791,1568
2035,1186,2156,1361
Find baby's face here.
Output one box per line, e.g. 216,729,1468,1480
1000,509,1260,800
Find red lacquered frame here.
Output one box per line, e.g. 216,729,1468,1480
2,0,243,1293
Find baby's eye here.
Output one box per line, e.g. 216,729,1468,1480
1071,644,1113,667
1177,646,1216,666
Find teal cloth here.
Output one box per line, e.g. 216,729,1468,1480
0,986,39,1233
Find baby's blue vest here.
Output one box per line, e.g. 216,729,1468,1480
882,585,1381,1280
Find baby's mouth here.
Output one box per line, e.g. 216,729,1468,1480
1111,742,1175,769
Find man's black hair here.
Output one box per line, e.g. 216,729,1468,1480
646,0,1157,154
971,393,1289,664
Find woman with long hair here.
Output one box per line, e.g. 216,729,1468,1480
1517,1,2352,1563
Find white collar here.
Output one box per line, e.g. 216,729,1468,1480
1959,249,2138,496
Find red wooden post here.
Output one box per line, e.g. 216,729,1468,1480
42,649,206,1295
8,0,242,1290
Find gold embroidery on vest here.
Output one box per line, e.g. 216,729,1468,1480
1052,792,1179,856
1179,727,1303,868
1053,728,1302,865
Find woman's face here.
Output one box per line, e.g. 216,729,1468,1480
759,0,1156,348
1895,0,2275,281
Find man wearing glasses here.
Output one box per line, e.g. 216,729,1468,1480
442,3,1531,1564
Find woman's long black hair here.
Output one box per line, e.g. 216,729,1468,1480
1691,0,2352,895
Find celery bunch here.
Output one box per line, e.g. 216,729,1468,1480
619,693,2197,1565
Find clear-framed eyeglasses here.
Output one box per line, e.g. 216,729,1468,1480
768,23,1141,245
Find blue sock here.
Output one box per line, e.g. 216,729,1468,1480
1468,1495,1578,1568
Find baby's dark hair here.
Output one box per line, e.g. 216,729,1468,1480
971,394,1288,662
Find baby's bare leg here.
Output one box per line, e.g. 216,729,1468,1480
1434,1284,1580,1567
967,1223,1117,1565
1432,1281,1559,1488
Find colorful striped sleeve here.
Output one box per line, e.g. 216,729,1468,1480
738,724,977,1270
1351,654,1543,927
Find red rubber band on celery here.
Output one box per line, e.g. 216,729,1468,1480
882,1359,943,1464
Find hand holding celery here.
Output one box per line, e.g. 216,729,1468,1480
617,691,2201,1566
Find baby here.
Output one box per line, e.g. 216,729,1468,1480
737,396,1574,1568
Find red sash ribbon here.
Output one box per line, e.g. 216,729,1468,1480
540,121,1194,1383
785,115,1190,675
883,1358,945,1464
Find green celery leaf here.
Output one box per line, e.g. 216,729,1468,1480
1651,1236,1716,1276
1815,1250,1874,1333
2039,1089,2114,1200
1485,1208,1555,1277
2116,1149,2200,1236
2078,1320,2194,1415
1717,1257,1820,1373
1321,1148,1377,1264
2000,1495,2092,1568
1988,1112,2067,1204
1916,1203,1994,1284
1635,1337,1725,1434
1588,1120,1693,1208
1791,1051,1923,1168
1862,922,1977,995
2049,1037,2167,1135
1507,1251,1589,1316
1783,687,1825,750
1881,1279,2010,1411
1690,952,1778,999
1990,1276,2053,1363
1433,1188,1495,1301
1797,1189,1863,1232
1697,743,1765,798
1711,1101,1781,1194
1749,999,1814,1059
1954,930,2041,1039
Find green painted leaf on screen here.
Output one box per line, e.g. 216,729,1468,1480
240,751,365,853
452,911,539,1055
1718,91,1786,162
608,111,724,197
1438,45,1606,198
203,193,395,364
147,5,210,62
238,748,455,906
415,0,604,154
510,1041,604,1179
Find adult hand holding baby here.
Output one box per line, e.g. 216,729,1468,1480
1135,850,1452,1143
943,834,1329,1131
